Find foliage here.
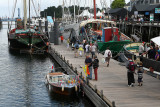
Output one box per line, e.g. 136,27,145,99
111,0,125,9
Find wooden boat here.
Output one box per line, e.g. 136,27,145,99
45,72,79,95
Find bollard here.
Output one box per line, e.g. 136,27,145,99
112,101,116,107
63,56,66,62
94,85,97,93
67,60,69,64
75,67,77,74
100,90,103,98
86,77,89,85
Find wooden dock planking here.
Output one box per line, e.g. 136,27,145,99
51,43,160,107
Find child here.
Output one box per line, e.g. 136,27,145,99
137,63,143,86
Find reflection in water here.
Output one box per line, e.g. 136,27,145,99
0,24,95,107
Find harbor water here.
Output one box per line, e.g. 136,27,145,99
0,23,94,107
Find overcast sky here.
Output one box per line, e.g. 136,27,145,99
0,0,130,18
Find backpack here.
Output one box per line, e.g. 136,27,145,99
75,44,79,49
128,61,135,71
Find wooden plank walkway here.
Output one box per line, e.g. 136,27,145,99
50,42,160,107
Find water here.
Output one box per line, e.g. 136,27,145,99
0,23,94,107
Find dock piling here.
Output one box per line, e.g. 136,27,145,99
100,90,103,98
112,101,116,107
94,85,97,93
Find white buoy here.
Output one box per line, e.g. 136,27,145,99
62,86,64,92
75,85,77,92
49,84,51,91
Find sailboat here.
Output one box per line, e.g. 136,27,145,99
8,0,49,53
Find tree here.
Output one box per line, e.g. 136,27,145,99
111,0,125,9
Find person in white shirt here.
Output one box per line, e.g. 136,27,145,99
104,47,112,67
91,44,96,58
85,43,90,55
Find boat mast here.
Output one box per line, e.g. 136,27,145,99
62,0,64,22
24,0,27,30
93,0,96,19
74,0,75,22
29,0,31,30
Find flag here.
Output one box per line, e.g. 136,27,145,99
86,65,90,75
83,65,88,76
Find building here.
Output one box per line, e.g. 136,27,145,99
105,8,128,21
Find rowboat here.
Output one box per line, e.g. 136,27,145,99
45,72,79,95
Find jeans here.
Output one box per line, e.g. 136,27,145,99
88,66,92,79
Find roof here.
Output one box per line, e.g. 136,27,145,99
109,8,125,14
80,19,114,27
133,4,160,11
151,36,160,46
125,1,135,6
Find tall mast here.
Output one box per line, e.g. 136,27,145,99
62,0,64,21
93,0,96,19
29,0,30,29
24,0,27,30
74,0,75,22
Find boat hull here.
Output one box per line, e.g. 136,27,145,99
8,33,48,51
98,40,131,56
47,83,78,96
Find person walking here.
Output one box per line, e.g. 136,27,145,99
91,43,96,59
104,47,112,67
74,42,79,58
67,38,70,50
85,55,92,80
85,43,90,55
79,43,83,57
60,35,64,43
137,62,143,86
92,55,99,81
139,43,144,56
126,59,136,87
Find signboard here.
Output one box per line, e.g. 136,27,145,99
150,13,154,21
145,12,149,15
47,16,54,24
155,8,160,13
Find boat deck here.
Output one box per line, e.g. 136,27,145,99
50,41,160,107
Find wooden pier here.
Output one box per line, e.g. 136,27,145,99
49,42,160,107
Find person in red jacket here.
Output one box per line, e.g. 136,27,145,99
60,35,64,43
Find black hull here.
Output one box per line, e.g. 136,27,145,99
8,38,48,53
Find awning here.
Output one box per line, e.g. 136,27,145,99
151,36,160,46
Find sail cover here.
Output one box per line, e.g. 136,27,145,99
79,9,94,18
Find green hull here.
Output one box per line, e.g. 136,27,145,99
98,40,131,55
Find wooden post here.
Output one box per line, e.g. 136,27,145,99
86,77,89,85
112,101,116,107
100,90,103,98
75,67,77,74
94,85,97,93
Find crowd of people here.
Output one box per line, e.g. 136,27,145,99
139,42,160,61
62,37,149,86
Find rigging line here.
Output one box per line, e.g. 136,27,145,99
31,0,38,17
9,0,17,31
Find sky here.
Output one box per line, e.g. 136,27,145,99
0,0,130,18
